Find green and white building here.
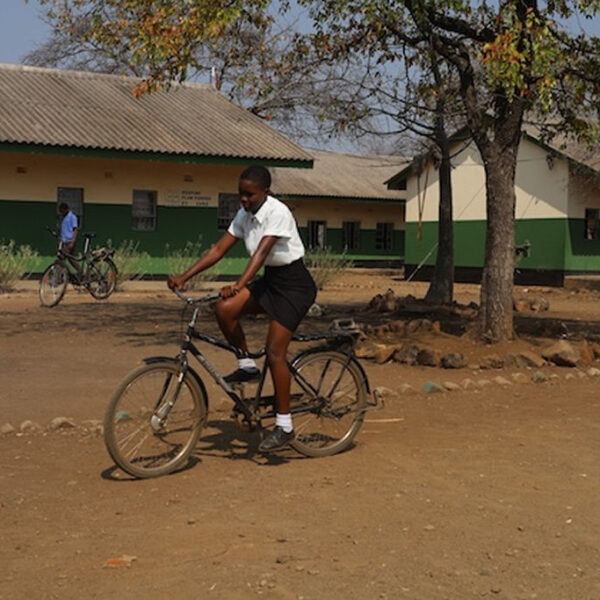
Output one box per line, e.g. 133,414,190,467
271,150,406,265
0,63,312,274
0,63,406,274
387,132,600,286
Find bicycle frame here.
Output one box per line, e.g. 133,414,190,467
57,235,93,270
168,297,361,430
103,289,373,477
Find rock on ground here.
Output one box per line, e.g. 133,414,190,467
461,378,478,391
542,340,579,367
440,353,468,369
20,420,43,433
513,352,546,368
372,386,400,402
531,371,549,383
442,382,462,392
393,344,421,365
48,417,77,431
422,382,444,394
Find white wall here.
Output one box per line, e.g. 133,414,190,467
567,168,600,218
288,199,405,230
0,151,242,207
405,136,570,223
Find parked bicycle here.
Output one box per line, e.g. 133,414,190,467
39,228,117,307
104,288,372,478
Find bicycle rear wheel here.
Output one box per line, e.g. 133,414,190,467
39,262,68,307
87,257,117,299
104,362,207,478
289,350,368,457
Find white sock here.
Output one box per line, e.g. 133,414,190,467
238,358,257,371
276,413,293,433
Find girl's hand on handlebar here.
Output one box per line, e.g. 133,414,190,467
167,274,186,291
220,284,240,299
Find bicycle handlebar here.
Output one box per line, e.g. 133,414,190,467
173,287,221,305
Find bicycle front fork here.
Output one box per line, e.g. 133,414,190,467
150,369,187,430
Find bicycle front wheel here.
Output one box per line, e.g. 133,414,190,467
289,350,368,457
39,262,68,307
104,362,207,478
86,257,117,299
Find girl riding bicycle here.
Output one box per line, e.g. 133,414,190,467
168,165,317,452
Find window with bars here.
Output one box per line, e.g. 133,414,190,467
307,220,327,249
585,208,600,240
132,189,157,231
217,193,240,230
375,222,394,251
57,187,84,228
342,221,360,251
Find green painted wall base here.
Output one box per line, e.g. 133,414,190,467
405,216,600,284
2,199,405,272
405,264,568,287
405,218,567,271
22,253,400,277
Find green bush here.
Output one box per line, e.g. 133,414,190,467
106,239,151,291
0,240,39,293
165,237,221,290
305,247,354,290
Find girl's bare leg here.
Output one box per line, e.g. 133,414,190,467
265,319,294,414
214,287,262,352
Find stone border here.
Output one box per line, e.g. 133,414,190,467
372,366,600,399
1,417,103,437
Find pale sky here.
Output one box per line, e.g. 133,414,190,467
0,0,49,64
1,0,598,155
2,0,599,67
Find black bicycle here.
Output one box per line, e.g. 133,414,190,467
104,288,371,478
39,228,118,307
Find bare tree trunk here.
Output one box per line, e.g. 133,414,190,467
425,132,454,304
477,146,519,341
470,85,524,342
424,48,454,305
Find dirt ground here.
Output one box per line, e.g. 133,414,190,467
1,273,600,600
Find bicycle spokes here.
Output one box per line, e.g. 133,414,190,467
289,351,367,456
105,364,205,477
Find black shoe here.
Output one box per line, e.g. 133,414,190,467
259,426,295,452
224,367,260,384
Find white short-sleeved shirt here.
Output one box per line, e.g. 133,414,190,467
227,195,305,267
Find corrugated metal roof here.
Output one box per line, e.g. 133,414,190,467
271,150,408,199
0,63,312,164
387,128,600,189
523,127,600,173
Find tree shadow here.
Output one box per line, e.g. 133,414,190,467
2,296,373,347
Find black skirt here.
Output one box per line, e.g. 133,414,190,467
248,258,317,332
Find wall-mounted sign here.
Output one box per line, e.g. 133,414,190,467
164,189,211,207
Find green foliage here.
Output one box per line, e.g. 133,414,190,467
165,237,221,290
479,7,562,111
304,247,353,290
0,240,39,293
37,0,270,96
106,239,151,291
